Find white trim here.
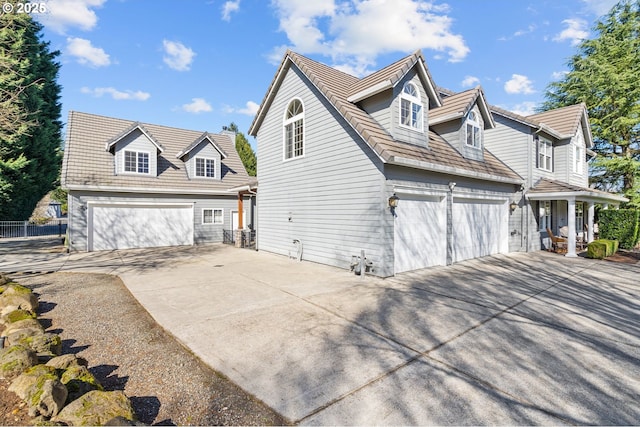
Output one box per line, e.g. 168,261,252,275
464,110,482,149
122,149,151,175
282,97,305,161
537,137,553,172
202,207,224,225
526,191,628,203
398,82,423,132
194,156,216,179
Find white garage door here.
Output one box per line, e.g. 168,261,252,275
394,195,446,274
452,198,507,263
89,203,194,251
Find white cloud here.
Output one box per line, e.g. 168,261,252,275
514,24,536,37
461,75,480,88
509,102,538,116
222,0,240,21
270,0,469,74
162,40,196,71
66,37,110,67
37,0,106,34
581,0,618,16
81,87,150,101
504,74,535,95
223,101,260,116
551,70,569,80
553,19,588,46
182,98,212,114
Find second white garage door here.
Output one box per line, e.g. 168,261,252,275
88,203,194,251
394,195,446,274
452,198,507,263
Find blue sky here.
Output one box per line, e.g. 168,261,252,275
31,0,619,149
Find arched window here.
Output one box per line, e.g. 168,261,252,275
284,98,304,160
465,110,481,148
399,82,423,130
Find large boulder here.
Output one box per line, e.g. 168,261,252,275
0,273,12,287
46,354,89,370
61,364,104,402
0,308,36,326
0,291,39,317
18,332,62,357
4,318,45,344
0,344,38,379
8,364,68,417
55,390,135,426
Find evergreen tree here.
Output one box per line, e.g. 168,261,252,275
0,10,63,219
541,0,640,206
223,122,257,176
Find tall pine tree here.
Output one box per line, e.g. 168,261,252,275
542,0,640,206
0,9,62,219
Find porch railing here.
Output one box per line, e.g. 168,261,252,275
223,229,256,249
0,219,68,239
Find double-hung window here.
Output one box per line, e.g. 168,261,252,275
465,111,481,148
399,82,423,130
203,208,223,224
124,150,149,174
538,138,553,171
195,157,215,178
573,134,584,174
284,98,304,160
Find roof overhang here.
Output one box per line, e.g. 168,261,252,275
388,156,524,185
64,184,238,196
526,190,628,204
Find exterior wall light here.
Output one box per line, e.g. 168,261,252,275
388,193,400,208
509,201,518,212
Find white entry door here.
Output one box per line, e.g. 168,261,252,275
452,198,507,262
89,203,194,251
394,195,446,274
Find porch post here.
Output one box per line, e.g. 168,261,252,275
237,193,244,229
566,197,577,257
587,202,595,243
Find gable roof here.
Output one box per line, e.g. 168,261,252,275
489,104,563,140
176,132,228,160
105,121,164,153
527,178,628,203
249,51,522,185
527,103,592,145
429,86,495,128
62,111,250,195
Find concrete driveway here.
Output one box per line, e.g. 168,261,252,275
1,239,639,425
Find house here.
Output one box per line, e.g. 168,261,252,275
482,102,628,257
249,50,525,277
61,111,255,251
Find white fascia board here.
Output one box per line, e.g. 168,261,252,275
388,156,524,185
347,80,393,103
249,58,291,136
526,191,628,203
65,184,236,196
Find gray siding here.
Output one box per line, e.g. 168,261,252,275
431,120,460,151
67,191,246,251
360,90,392,135
458,105,484,162
484,115,531,182
114,129,158,176
256,65,390,275
184,141,223,180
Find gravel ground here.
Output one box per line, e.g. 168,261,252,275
4,272,289,426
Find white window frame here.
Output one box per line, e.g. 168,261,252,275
538,138,553,172
399,82,423,131
539,201,551,231
123,150,150,174
283,98,305,161
465,110,482,149
202,208,223,225
194,157,216,178
573,134,584,174
576,202,584,232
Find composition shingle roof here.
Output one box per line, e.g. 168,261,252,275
250,50,522,184
62,111,250,194
528,178,628,202
430,86,495,128
528,104,587,138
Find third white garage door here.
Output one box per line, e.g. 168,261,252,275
394,195,446,273
452,198,507,263
88,203,194,251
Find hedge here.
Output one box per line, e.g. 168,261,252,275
586,239,619,259
599,209,640,250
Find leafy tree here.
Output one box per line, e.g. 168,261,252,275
223,122,257,176
541,0,640,206
0,9,63,219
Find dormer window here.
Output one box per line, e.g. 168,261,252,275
195,157,216,178
465,111,481,149
124,150,149,174
284,98,304,160
399,82,423,131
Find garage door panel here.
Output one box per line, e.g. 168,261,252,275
394,196,446,273
452,199,506,262
91,204,193,251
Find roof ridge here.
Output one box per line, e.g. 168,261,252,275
70,110,218,135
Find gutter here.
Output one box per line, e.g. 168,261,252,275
64,184,238,196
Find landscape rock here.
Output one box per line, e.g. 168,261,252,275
0,344,38,379
55,390,135,426
0,273,11,286
4,318,45,344
18,332,62,356
46,354,89,370
8,364,68,418
0,308,37,326
0,291,39,316
61,364,104,403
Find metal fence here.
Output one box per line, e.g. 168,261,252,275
223,229,256,249
0,219,68,239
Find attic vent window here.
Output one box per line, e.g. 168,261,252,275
399,82,423,131
284,98,304,160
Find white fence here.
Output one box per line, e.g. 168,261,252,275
0,219,68,239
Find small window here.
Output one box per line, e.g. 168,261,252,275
465,111,481,149
573,135,583,174
399,82,423,130
284,98,304,160
203,208,223,224
124,150,149,174
538,138,553,171
195,157,215,178
539,201,551,231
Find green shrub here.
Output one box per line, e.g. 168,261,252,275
587,241,607,259
599,209,640,250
